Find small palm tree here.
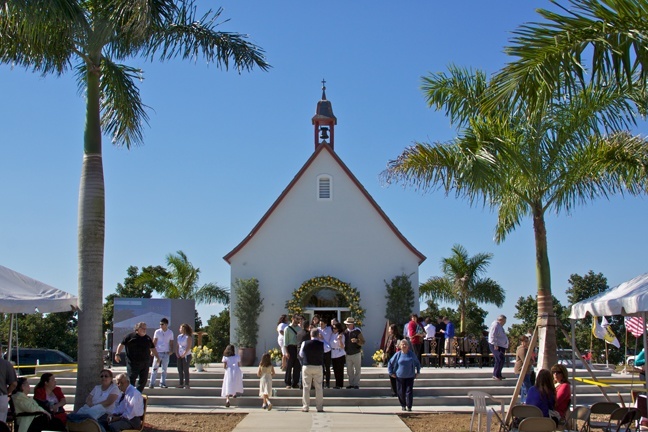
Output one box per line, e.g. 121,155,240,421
420,244,504,334
0,0,268,407
154,250,229,304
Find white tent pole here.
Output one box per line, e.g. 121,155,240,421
635,311,648,392
570,318,577,407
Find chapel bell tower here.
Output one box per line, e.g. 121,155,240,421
311,79,337,150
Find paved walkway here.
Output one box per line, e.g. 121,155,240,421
231,407,413,431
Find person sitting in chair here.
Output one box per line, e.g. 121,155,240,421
98,374,143,432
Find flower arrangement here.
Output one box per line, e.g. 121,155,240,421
191,345,213,365
372,349,384,363
286,275,366,326
268,348,282,363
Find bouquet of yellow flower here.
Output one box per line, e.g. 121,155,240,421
191,345,213,365
372,349,384,363
268,348,282,363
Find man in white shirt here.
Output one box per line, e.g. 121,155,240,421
488,315,509,380
100,374,144,432
150,318,174,389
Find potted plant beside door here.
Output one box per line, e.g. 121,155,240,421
233,277,264,366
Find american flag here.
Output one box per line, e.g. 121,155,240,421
625,316,646,337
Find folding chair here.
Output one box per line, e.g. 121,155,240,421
602,407,639,432
564,406,590,432
517,417,557,432
468,390,504,432
589,402,621,431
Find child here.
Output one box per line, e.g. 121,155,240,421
221,344,244,407
257,353,275,410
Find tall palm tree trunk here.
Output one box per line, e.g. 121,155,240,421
533,206,558,369
75,68,105,409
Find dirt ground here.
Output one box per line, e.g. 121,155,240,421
144,412,478,432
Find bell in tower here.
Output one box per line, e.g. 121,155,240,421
311,79,337,150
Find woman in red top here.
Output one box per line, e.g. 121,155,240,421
551,363,571,422
33,373,67,424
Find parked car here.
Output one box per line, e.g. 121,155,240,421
557,348,584,368
4,348,76,375
627,355,636,366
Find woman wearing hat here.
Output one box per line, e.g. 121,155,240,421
344,317,365,389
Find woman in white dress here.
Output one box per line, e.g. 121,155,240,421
276,314,288,369
221,344,244,407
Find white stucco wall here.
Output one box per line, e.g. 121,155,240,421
228,149,421,365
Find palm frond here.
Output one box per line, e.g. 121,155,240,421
99,57,150,147
0,0,83,74
194,283,230,305
145,3,270,72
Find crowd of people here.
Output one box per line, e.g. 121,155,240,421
0,312,608,425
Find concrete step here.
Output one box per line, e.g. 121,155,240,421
51,366,628,410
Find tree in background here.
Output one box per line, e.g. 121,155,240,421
419,244,504,334
384,273,415,329
420,299,487,338
140,250,229,305
508,295,569,350
0,312,78,358
0,1,269,407
206,308,230,360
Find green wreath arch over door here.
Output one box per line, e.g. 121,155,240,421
286,275,366,326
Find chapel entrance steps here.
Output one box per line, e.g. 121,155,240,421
54,366,628,410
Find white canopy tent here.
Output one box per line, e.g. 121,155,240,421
570,272,648,395
0,264,77,360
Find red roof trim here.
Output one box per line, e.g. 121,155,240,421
223,144,426,264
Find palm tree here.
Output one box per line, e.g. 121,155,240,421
145,250,230,304
492,0,648,107
382,65,648,369
0,0,268,407
420,244,504,334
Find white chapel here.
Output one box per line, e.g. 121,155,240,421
224,84,426,364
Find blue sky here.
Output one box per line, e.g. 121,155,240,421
1,1,646,331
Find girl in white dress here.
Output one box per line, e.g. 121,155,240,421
221,344,244,407
257,353,275,410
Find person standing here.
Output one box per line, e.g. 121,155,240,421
283,314,303,389
383,323,400,396
435,316,446,362
150,318,174,389
299,328,325,412
276,315,288,370
176,323,193,389
388,339,421,412
114,322,158,392
423,317,436,361
344,317,365,389
441,317,455,365
488,314,509,380
221,344,244,407
407,314,424,363
319,319,333,388
0,344,17,423
513,335,533,402
98,374,144,432
257,353,275,410
330,323,346,389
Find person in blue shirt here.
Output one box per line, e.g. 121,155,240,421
388,339,421,412
526,369,556,418
441,317,456,365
